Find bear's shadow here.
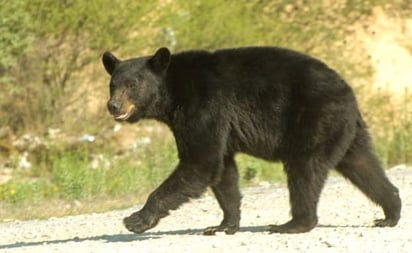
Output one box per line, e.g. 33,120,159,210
0,226,266,250
0,224,369,250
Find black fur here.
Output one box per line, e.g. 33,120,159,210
102,47,401,235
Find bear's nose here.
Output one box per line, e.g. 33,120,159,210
107,100,122,114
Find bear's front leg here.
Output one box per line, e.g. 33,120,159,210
123,162,212,234
203,156,241,235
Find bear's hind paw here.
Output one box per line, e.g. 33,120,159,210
203,224,239,235
374,218,398,227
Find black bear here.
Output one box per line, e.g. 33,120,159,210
102,46,401,235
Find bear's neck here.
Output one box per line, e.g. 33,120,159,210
152,52,213,126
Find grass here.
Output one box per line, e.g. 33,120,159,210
0,194,145,222
1,131,175,201
361,90,412,167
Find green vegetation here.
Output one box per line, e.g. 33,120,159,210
365,90,412,166
1,138,174,203
0,0,411,220
0,134,283,200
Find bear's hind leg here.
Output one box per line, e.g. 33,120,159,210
204,156,242,235
268,159,329,233
335,129,401,227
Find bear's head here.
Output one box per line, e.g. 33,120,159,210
102,48,171,123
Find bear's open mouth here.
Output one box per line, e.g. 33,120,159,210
114,104,137,120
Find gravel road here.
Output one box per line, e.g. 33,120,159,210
1,165,411,253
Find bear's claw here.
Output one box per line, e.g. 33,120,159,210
123,211,160,234
203,224,239,235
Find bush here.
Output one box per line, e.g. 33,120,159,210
0,0,157,133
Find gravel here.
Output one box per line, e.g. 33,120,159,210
1,165,411,253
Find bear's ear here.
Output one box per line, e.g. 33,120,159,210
102,51,120,75
148,47,171,73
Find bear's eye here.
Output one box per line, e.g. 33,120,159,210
125,81,136,88
136,74,144,83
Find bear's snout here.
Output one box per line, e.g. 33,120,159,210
107,99,122,115
107,98,137,121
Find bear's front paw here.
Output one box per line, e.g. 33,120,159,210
123,210,160,234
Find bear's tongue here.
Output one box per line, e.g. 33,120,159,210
114,104,136,120
114,112,130,120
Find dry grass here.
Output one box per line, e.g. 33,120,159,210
0,194,145,221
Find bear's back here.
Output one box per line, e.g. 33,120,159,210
167,47,349,108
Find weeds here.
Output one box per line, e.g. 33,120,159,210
0,132,175,203
364,90,412,166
